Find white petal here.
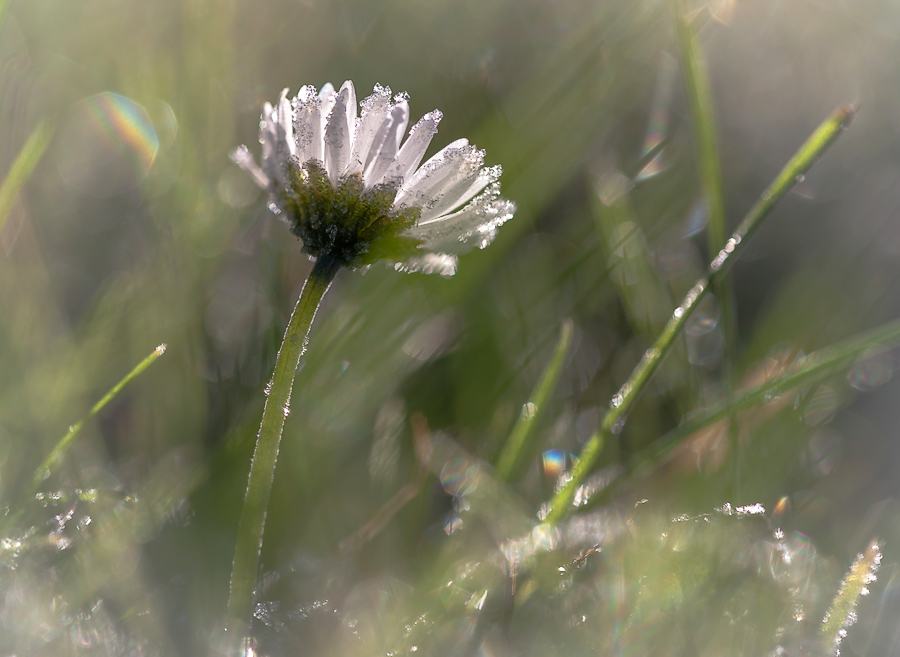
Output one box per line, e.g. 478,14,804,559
419,165,502,223
259,102,286,186
397,253,458,277
324,85,352,181
318,82,337,147
275,88,296,159
363,100,409,188
231,145,270,189
383,110,442,185
394,140,480,210
347,84,392,176
293,85,321,163
405,190,516,254
259,101,276,162
340,80,357,158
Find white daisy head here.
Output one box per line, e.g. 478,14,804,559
232,81,516,276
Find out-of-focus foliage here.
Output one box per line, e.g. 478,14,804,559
2,0,900,654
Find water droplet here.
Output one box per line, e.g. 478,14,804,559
439,458,478,497
803,385,838,426
807,428,842,475
848,348,895,391
443,516,463,535
521,402,536,419
541,450,567,481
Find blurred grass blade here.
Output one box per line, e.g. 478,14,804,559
674,0,727,255
0,0,10,31
821,540,882,655
673,0,740,489
31,344,167,492
545,103,857,524
0,120,53,233
340,470,428,554
641,315,900,467
496,319,573,482
674,0,736,371
1,344,167,533
592,179,668,335
627,135,672,181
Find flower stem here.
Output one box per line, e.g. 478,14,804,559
225,256,340,640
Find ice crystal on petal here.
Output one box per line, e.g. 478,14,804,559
233,81,515,273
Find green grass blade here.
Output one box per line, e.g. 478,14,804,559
0,120,54,233
673,0,736,381
674,0,727,256
495,319,573,482
545,104,857,524
648,315,900,463
1,344,167,535
673,0,740,490
31,344,168,491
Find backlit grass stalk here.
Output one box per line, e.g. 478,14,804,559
225,256,339,639
3,343,167,533
821,540,882,654
545,103,857,523
496,319,573,481
673,0,740,490
633,315,900,469
0,120,53,233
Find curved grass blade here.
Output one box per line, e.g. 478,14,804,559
4,344,167,531
495,319,573,482
545,103,857,523
635,315,900,470
0,121,54,233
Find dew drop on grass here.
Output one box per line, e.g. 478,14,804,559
847,348,895,391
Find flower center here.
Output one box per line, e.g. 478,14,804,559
280,160,422,269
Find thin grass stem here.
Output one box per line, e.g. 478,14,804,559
495,319,573,482
636,315,900,469
225,256,340,640
820,540,882,654
545,103,857,524
0,120,53,233
3,344,167,533
673,0,741,491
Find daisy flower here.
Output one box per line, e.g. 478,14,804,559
225,81,515,638
232,80,516,277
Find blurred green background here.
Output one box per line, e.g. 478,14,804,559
3,0,900,654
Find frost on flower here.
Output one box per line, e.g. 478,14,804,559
232,81,516,276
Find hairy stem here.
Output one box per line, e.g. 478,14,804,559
225,256,339,639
